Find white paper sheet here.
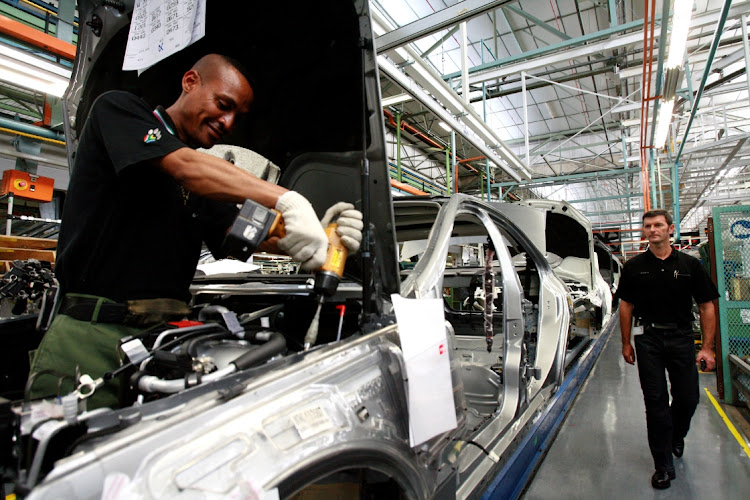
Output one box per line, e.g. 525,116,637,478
196,259,259,276
391,293,457,446
122,0,207,72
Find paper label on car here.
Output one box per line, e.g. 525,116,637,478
290,406,334,440
391,293,458,447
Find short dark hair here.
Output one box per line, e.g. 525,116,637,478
642,209,672,225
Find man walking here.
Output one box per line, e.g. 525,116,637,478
618,209,718,489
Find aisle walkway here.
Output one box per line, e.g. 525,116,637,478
522,323,750,499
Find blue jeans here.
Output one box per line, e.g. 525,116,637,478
634,327,699,472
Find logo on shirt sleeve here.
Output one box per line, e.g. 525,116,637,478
143,128,162,143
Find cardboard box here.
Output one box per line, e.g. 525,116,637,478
1,169,54,202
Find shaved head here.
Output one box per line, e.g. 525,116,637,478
191,54,253,88
167,54,255,148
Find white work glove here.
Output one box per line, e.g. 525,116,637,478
320,202,364,253
275,191,328,270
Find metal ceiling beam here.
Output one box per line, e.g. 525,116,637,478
712,47,747,72
419,25,460,59
742,14,750,104
608,0,618,27
501,5,571,40
0,12,76,59
683,139,747,210
379,57,524,182
446,0,750,85
375,0,512,52
568,192,645,203
675,0,735,165
616,33,747,79
581,209,644,216
496,7,523,53
503,123,620,145
492,166,640,188
0,101,41,118
471,66,614,102
372,9,529,181
444,20,645,83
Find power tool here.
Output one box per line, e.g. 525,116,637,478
223,199,286,261
223,199,348,349
304,225,347,349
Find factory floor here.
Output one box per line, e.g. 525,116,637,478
522,323,750,500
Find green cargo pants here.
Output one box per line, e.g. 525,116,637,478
26,294,144,411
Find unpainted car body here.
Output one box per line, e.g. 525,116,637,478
5,1,607,499
494,200,616,338
20,194,572,500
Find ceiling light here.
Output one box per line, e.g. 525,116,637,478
662,67,681,100
545,102,562,119
666,0,694,69
438,121,451,132
381,93,413,106
0,43,71,97
654,99,675,148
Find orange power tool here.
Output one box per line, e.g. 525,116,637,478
223,199,348,348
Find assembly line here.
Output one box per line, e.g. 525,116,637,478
1,1,749,499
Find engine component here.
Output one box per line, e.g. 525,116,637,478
0,259,56,317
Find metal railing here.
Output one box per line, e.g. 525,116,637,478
728,354,750,411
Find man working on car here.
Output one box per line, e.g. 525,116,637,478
618,209,718,490
27,54,363,409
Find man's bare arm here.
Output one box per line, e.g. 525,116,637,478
697,301,717,370
620,299,635,364
155,147,287,207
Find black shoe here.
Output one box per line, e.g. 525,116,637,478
651,470,672,489
673,439,684,458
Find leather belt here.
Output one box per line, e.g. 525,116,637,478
59,296,128,324
648,322,690,330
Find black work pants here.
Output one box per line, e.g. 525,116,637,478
634,327,699,472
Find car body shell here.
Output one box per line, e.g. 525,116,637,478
17,2,606,499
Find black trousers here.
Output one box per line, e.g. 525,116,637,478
634,327,699,472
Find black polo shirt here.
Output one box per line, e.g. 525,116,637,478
55,91,238,302
617,247,719,327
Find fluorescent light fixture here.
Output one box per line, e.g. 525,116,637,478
654,99,675,148
545,102,562,119
438,121,451,132
666,0,694,69
381,93,413,106
0,43,71,97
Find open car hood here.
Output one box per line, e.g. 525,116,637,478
515,199,596,291
62,0,399,303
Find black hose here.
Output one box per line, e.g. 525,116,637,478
231,333,286,371
181,332,234,358
104,324,226,381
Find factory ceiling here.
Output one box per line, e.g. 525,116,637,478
0,0,749,253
